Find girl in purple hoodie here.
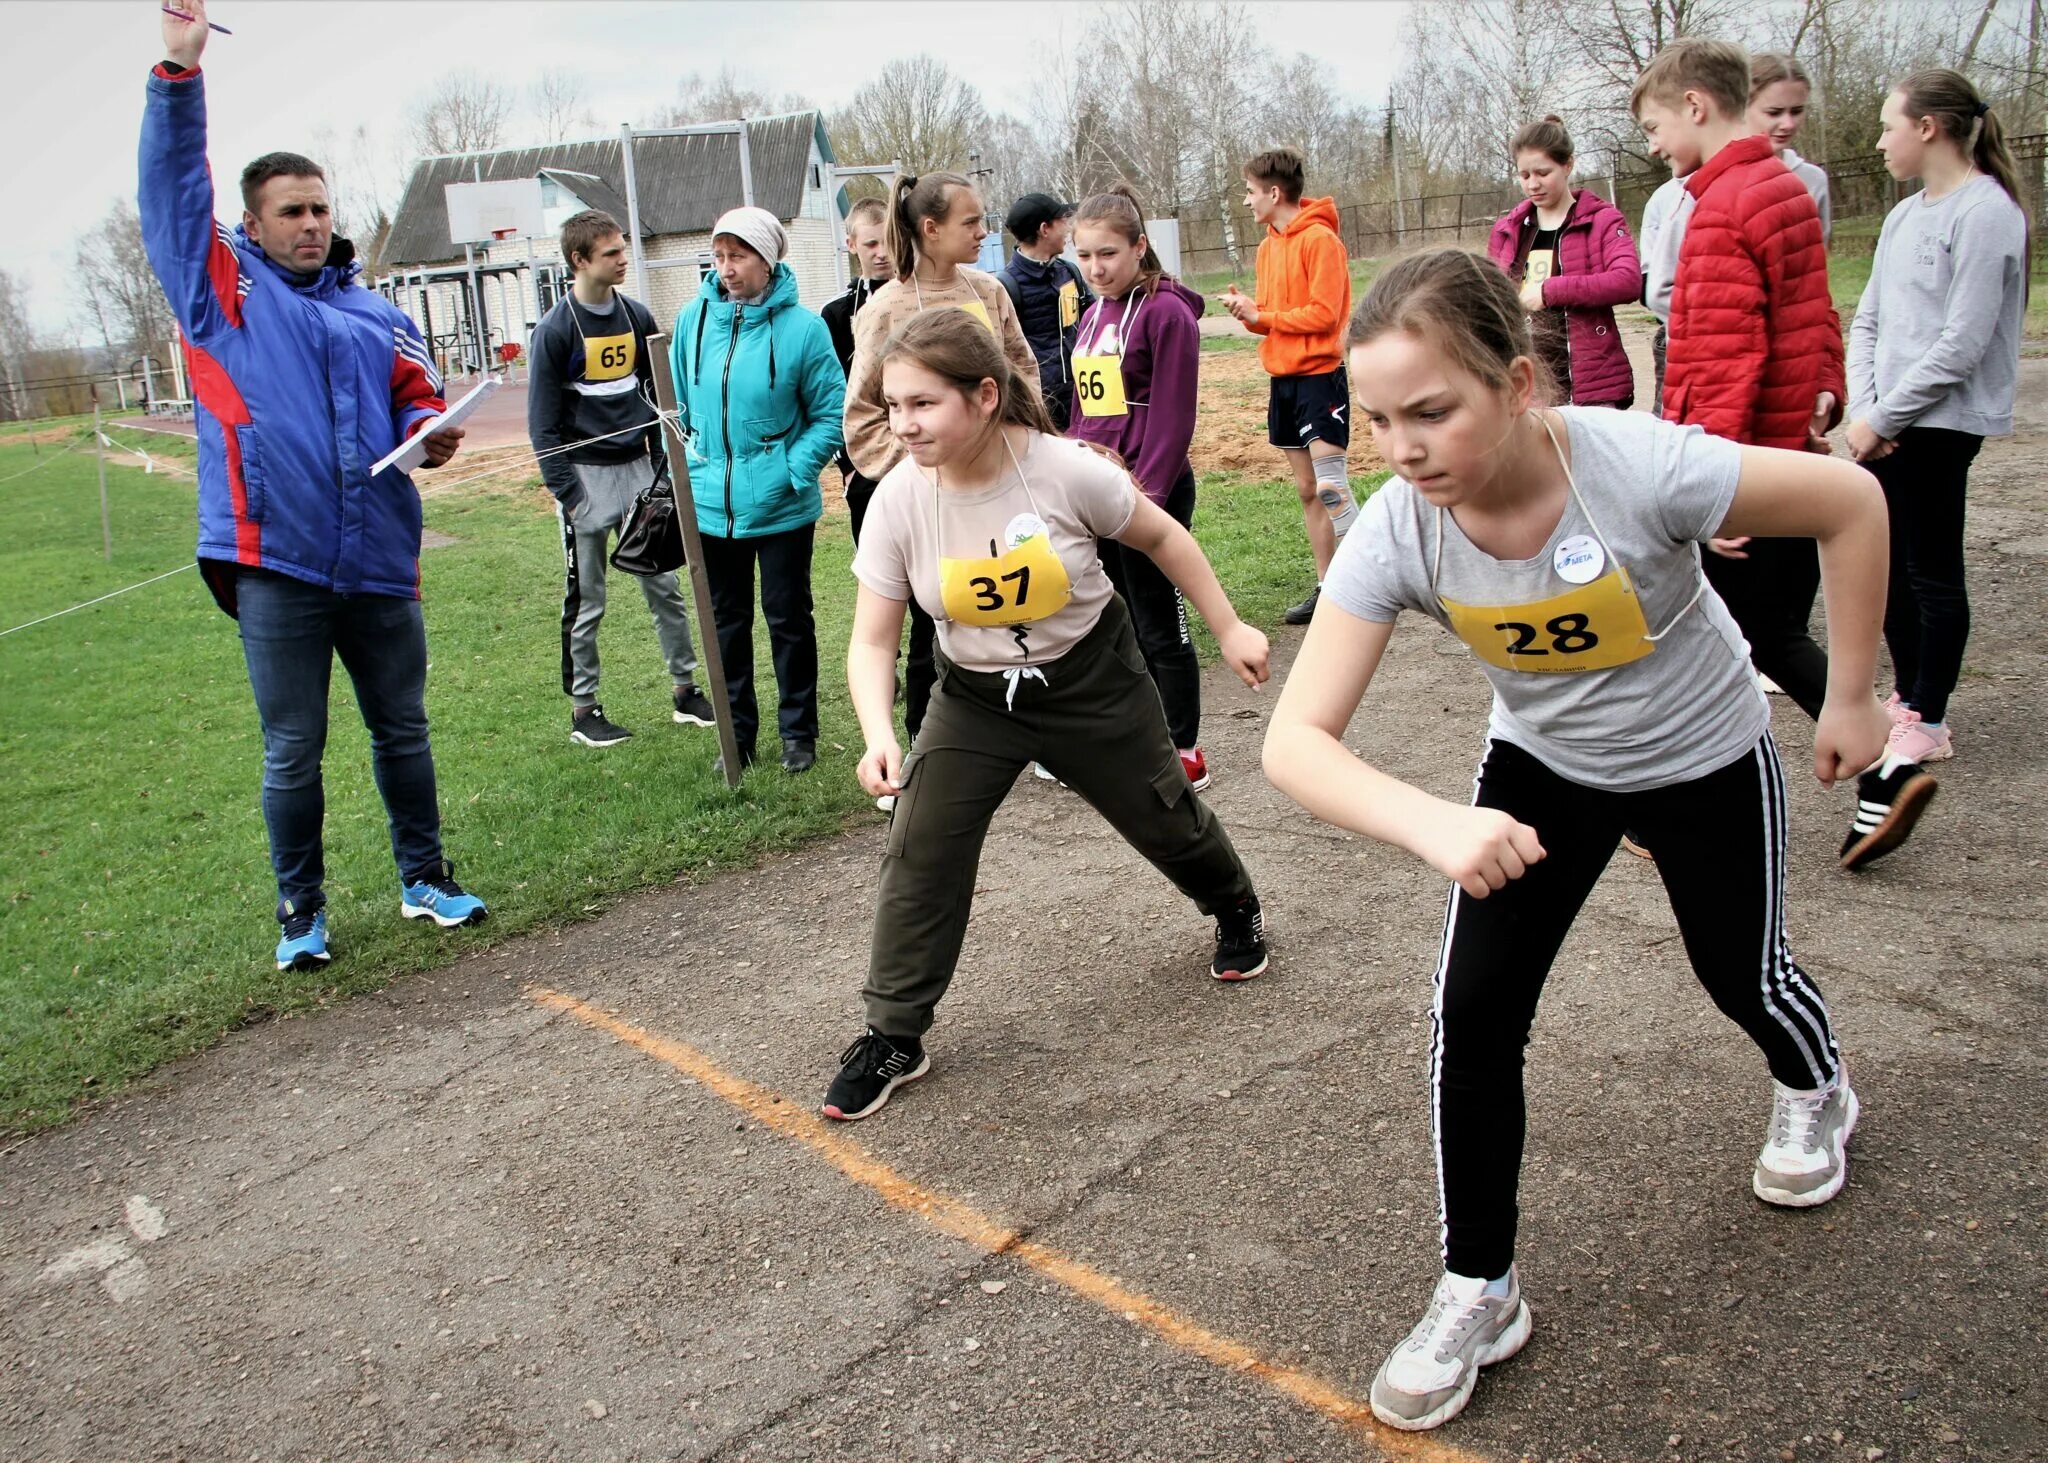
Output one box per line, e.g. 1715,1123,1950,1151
1487,117,1642,410
1069,186,1214,789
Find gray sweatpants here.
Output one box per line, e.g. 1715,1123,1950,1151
559,456,698,706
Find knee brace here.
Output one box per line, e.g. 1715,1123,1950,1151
1312,453,1358,539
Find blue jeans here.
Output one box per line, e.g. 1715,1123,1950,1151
235,571,446,917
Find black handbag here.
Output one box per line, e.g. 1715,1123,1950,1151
610,463,686,576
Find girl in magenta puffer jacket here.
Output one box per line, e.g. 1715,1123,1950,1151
1487,116,1643,409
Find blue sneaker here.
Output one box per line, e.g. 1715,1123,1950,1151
275,902,331,971
400,862,488,928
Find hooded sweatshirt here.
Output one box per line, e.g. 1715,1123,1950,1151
1067,277,1204,505
1246,196,1351,377
841,267,1043,481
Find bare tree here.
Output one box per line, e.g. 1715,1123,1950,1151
74,200,178,372
0,269,40,422
307,121,404,269
530,68,595,143
828,55,989,176
408,71,513,157
663,67,807,126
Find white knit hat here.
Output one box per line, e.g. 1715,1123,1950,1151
711,206,788,264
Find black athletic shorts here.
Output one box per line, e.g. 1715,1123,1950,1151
1266,365,1351,450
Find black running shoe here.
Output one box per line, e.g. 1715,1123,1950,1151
1212,895,1269,981
822,1027,930,1121
1283,586,1321,626
1841,762,1938,872
712,744,756,778
781,738,817,774
571,704,632,747
672,686,716,727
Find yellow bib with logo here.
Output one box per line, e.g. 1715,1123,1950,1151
1072,356,1128,418
1058,279,1081,328
1438,565,1655,673
938,531,1072,627
582,332,636,382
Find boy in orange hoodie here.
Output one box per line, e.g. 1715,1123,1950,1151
1222,148,1354,625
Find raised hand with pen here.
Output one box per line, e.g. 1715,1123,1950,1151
160,0,212,68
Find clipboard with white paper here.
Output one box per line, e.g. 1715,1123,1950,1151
372,375,501,477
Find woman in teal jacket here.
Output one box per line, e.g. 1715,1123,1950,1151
671,208,846,773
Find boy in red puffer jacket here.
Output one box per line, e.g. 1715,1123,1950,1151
1634,37,1936,872
1635,36,1844,719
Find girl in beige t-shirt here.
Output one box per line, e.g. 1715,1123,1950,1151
842,171,1042,483
822,309,1271,1123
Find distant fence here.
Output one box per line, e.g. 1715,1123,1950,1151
1173,133,2046,277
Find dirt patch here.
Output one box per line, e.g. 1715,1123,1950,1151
1190,345,1386,480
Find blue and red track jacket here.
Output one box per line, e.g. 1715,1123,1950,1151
139,63,446,614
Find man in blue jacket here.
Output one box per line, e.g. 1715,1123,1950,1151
998,193,1091,431
143,0,485,974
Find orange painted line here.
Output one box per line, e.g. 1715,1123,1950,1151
527,985,1493,1463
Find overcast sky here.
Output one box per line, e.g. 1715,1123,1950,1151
13,0,1407,336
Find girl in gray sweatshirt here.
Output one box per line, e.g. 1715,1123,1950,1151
1846,69,2028,768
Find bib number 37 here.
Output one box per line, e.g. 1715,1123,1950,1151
970,566,1031,612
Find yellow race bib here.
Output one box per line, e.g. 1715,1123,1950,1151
1525,249,1555,287
582,332,636,382
938,530,1073,627
1058,279,1080,328
1438,566,1654,673
956,298,995,334
1072,356,1128,418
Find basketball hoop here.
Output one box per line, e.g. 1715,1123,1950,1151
492,227,517,242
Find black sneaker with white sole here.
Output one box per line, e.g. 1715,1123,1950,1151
821,1027,930,1121
1211,895,1269,981
672,686,716,727
1840,762,1937,872
571,704,632,747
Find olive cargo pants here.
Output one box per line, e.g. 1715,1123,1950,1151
863,595,1257,1038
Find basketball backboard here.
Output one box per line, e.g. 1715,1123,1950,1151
445,179,546,245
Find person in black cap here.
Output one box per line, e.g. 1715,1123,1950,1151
999,192,1093,431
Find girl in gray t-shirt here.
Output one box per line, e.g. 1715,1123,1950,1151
1263,249,1896,1435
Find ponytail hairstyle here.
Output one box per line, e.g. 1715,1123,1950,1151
885,170,974,281
1073,183,1168,293
873,307,1058,438
1749,52,1811,99
1896,68,2024,210
1349,247,1559,406
1510,115,1574,168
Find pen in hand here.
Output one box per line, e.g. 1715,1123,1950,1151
162,6,233,34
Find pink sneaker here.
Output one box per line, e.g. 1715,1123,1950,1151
1180,747,1212,792
1882,692,1909,727
1888,710,1953,763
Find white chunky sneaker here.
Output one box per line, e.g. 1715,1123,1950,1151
1753,1073,1859,1207
1369,1266,1532,1431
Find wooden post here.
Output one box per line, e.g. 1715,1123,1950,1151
647,332,745,788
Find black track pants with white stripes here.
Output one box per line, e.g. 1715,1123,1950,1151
1430,734,1840,1282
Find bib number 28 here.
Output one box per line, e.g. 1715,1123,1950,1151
1493,613,1599,657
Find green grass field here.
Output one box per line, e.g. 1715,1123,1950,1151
0,425,1360,1131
